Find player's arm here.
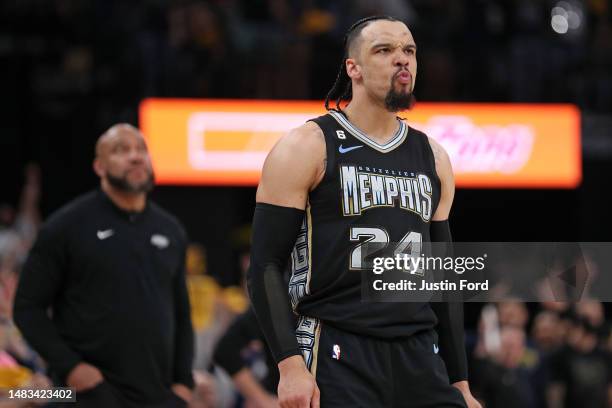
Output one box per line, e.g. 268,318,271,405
429,137,455,222
248,122,325,408
428,137,481,408
428,136,466,382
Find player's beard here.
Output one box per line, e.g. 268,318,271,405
384,72,415,112
106,168,155,194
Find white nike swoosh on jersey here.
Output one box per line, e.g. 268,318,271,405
97,229,114,240
338,144,364,154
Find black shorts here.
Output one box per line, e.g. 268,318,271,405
296,316,467,408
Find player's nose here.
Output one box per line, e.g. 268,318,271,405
394,51,410,68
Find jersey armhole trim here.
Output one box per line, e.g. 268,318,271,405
420,129,443,218
307,117,335,195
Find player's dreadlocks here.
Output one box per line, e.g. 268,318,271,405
324,15,399,112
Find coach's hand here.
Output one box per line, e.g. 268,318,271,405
171,383,193,404
452,381,482,408
66,362,104,392
278,355,320,408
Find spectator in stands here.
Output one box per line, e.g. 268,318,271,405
547,317,612,408
213,307,279,408
532,310,564,354
472,325,540,408
497,300,529,329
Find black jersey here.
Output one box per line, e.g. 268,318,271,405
290,111,442,339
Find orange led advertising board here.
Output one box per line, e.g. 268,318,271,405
139,99,581,188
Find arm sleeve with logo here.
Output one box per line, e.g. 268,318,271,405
429,220,469,383
247,203,304,363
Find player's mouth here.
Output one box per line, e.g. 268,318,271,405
395,71,412,85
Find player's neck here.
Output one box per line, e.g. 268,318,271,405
342,99,399,145
101,181,147,212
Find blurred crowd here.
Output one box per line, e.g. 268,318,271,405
3,0,611,211
468,301,612,408
2,0,610,245
1,0,611,132
0,165,53,399
1,170,612,407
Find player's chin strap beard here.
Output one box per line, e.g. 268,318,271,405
384,69,415,112
385,90,415,112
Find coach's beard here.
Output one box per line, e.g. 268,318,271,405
385,73,415,112
107,170,155,194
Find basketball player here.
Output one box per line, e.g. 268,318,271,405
248,16,481,408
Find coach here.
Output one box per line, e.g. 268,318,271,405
13,124,194,408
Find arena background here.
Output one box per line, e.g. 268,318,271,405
1,1,612,407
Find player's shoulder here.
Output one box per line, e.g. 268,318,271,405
259,120,326,198
266,120,325,167
279,120,325,151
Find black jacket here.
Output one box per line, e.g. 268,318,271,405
13,190,194,403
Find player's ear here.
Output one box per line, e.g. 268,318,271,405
93,157,105,178
346,58,361,80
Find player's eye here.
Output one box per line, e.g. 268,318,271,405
377,48,390,54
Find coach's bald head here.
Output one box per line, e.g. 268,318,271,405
93,123,154,195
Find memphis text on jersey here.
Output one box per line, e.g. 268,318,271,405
340,165,434,221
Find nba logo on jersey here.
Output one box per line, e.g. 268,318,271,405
332,344,341,360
